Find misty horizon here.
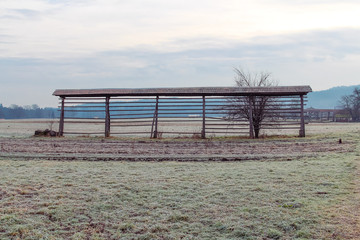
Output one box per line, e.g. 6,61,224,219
1,1,359,107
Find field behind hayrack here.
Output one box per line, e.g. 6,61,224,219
2,118,359,138
0,120,360,239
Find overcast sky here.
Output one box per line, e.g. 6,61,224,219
1,0,359,107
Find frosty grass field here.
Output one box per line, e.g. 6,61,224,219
0,120,360,239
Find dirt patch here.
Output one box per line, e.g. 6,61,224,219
0,136,354,161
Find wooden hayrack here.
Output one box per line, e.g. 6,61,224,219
53,86,312,138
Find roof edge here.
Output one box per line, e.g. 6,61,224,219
53,86,312,97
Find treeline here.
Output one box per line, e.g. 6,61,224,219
339,87,360,122
0,104,58,119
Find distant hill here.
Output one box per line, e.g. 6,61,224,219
306,85,360,109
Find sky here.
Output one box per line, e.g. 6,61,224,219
1,0,359,107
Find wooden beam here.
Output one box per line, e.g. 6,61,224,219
105,96,110,137
299,95,305,137
53,86,312,97
58,97,65,136
248,96,255,139
153,96,159,138
202,95,206,139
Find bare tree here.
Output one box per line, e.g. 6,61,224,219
339,87,360,122
226,67,278,138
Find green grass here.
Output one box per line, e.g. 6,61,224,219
0,154,358,239
1,129,359,239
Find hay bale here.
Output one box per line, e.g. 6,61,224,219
34,129,58,137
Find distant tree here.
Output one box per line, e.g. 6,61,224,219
9,104,19,109
0,104,57,119
8,104,26,118
225,67,278,138
31,104,40,110
0,104,4,119
339,87,360,122
23,105,32,110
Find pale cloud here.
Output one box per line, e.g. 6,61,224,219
2,29,359,89
1,0,359,58
0,0,360,106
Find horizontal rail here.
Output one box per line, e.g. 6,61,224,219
148,131,203,134
63,117,106,120
110,105,156,108
63,132,105,134
63,121,105,124
111,120,153,123
157,119,203,122
110,97,156,100
220,105,302,109
111,116,156,120
64,105,105,108
157,97,203,100
159,104,204,107
155,101,203,104
261,127,300,129
109,132,153,135
110,101,156,104
110,112,228,116
109,108,225,112
204,131,250,134
110,109,156,112
111,113,155,116
158,108,204,111
111,124,153,127
205,127,249,130
156,112,208,115
63,98,106,101
206,123,251,126
61,102,106,105
110,119,204,123
64,110,105,112
261,122,301,125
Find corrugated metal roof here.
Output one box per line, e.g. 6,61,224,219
53,86,312,97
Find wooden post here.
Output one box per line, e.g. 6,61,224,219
202,95,206,139
153,96,159,138
248,96,254,138
105,96,110,138
58,97,65,136
150,111,155,139
299,95,305,137
150,114,155,139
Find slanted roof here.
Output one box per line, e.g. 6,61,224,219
53,86,312,97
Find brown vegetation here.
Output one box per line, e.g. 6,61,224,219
0,135,353,161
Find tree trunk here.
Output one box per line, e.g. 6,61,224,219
254,123,260,138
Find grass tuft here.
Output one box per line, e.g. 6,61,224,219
266,228,283,239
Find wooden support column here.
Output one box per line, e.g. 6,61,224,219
58,97,65,136
248,96,255,139
299,95,305,137
153,96,159,138
202,95,206,139
105,96,111,138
